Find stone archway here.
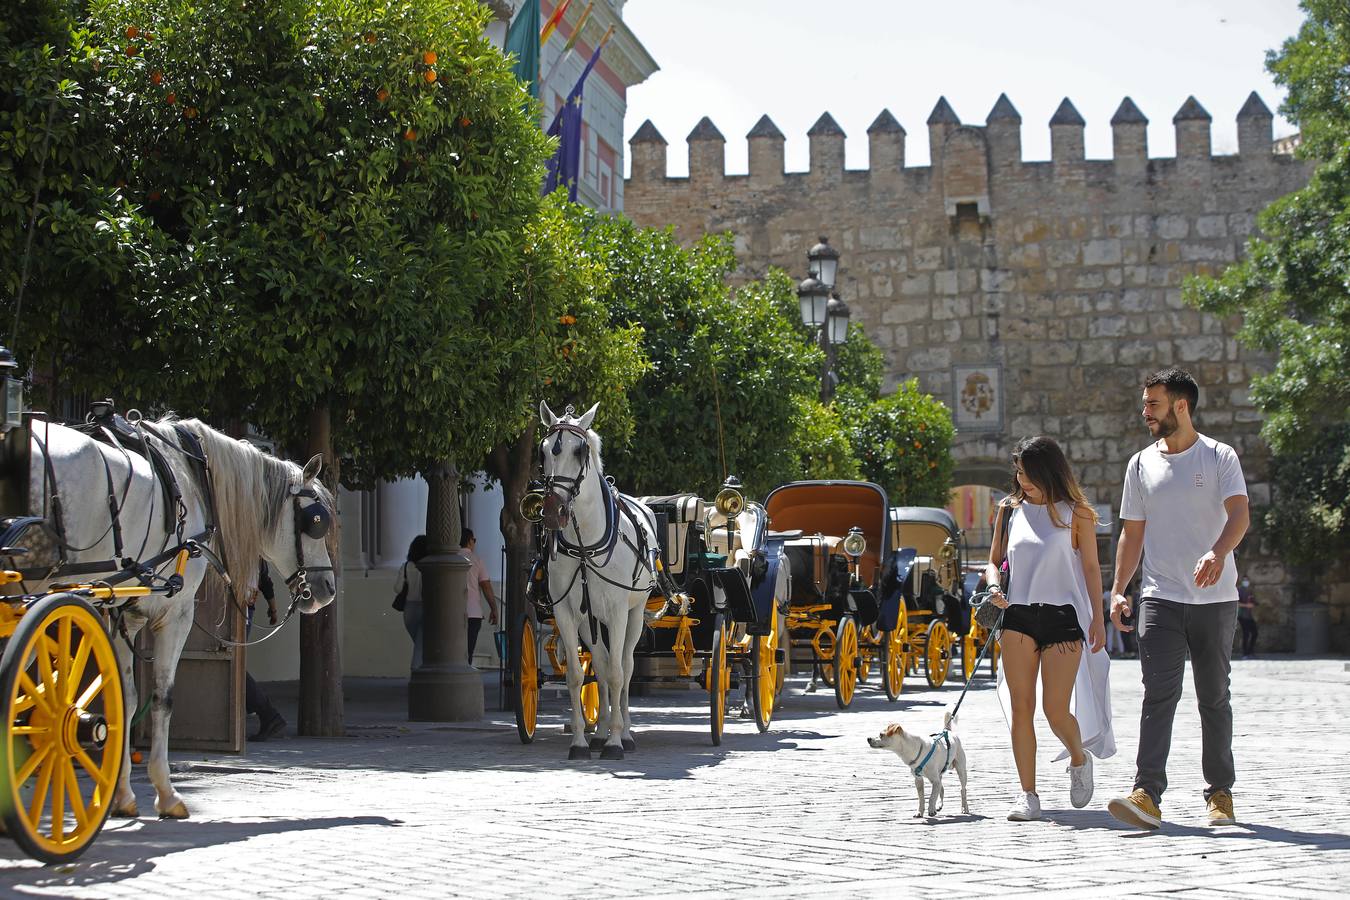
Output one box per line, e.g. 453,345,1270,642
949,461,1013,558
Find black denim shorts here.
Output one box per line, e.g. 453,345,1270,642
1001,603,1084,651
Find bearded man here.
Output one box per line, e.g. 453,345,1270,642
1106,368,1250,829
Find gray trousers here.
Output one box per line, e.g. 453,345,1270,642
1134,598,1238,803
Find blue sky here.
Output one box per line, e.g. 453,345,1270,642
622,0,1306,176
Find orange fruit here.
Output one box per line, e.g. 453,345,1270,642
125,25,140,38
459,116,471,127
376,88,389,102
403,127,417,141
423,69,436,84
150,70,163,85
423,51,437,65
165,92,176,104
185,106,198,118
364,31,376,43
125,44,138,56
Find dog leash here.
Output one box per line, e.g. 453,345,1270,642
948,592,1004,722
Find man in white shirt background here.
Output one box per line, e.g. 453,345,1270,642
459,529,498,665
1106,368,1249,830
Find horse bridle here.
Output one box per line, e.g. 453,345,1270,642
540,420,594,520
285,484,334,605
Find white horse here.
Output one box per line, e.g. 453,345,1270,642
538,401,666,761
18,415,337,818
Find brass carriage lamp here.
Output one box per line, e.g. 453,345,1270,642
0,347,23,436
519,479,546,523
842,526,867,559
714,476,745,518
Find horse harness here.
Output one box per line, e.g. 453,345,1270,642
537,418,679,647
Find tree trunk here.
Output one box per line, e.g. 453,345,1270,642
298,403,344,736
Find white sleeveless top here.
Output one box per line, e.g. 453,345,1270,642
1006,501,1088,609
996,500,1117,760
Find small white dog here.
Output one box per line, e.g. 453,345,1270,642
867,710,970,818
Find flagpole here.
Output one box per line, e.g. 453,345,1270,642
539,1,595,97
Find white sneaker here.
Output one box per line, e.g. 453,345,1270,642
1069,753,1094,808
1008,791,1042,821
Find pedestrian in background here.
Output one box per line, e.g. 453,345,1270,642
1108,368,1249,830
398,534,428,669
1237,575,1258,659
246,560,286,741
458,529,498,664
987,436,1112,823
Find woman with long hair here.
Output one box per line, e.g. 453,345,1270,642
986,436,1114,821
398,534,429,669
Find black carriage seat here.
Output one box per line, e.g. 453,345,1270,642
781,534,842,604
636,494,706,576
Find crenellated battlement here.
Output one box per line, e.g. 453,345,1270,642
627,92,1285,188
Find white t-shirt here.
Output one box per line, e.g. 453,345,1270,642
460,549,493,619
1119,433,1246,604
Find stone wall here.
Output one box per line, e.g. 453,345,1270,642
624,93,1349,653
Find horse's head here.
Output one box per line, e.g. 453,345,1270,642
538,400,600,532
268,453,338,614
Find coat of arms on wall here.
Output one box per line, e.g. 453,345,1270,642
952,364,1003,432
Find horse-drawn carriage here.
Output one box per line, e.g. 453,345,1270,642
512,404,788,755
888,506,971,688
763,480,904,708
0,350,338,862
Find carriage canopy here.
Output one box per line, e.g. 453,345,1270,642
763,481,891,585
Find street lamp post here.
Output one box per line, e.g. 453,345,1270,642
796,237,851,402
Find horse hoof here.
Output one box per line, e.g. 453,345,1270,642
157,801,189,820
588,736,607,751
621,737,637,752
111,802,139,819
600,745,624,761
567,746,592,761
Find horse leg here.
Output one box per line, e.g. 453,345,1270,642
555,609,591,760
111,621,144,818
587,639,612,750
598,612,630,761
146,609,194,818
619,601,643,752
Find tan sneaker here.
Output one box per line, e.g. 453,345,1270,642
1107,788,1162,829
1207,790,1236,826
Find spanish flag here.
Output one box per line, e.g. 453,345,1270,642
539,0,572,46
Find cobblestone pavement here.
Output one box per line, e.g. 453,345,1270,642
1,656,1347,898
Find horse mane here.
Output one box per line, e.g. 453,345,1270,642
149,417,334,601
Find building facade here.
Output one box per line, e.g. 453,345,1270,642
250,0,657,681
623,94,1347,652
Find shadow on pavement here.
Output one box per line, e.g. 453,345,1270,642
1044,809,1350,850
0,814,400,886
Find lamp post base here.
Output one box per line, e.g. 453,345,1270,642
408,664,485,721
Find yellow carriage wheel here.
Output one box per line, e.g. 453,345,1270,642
773,610,788,697
514,617,538,744
708,613,730,746
924,619,952,688
816,626,836,688
988,635,1001,680
962,628,979,682
1,594,124,864
750,626,776,734
856,627,873,684
833,616,858,710
580,655,600,729
883,606,906,702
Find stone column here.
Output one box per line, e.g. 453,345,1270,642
409,459,483,721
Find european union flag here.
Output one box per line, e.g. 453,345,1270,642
543,41,605,201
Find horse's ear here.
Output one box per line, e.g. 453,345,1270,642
539,400,558,428
576,402,599,430
301,454,323,483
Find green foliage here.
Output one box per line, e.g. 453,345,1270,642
11,0,562,486
1263,425,1350,570
845,379,955,507
589,220,816,498
791,397,861,481
1186,0,1350,562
